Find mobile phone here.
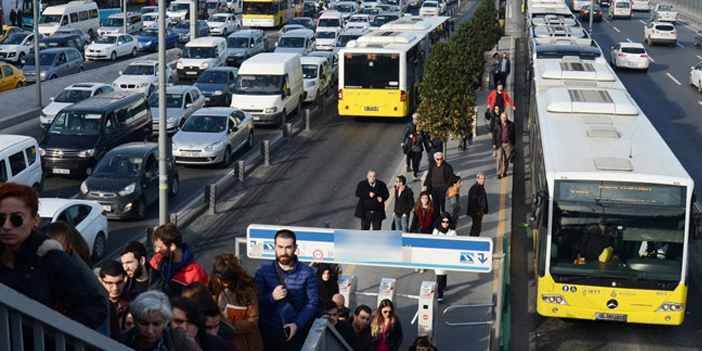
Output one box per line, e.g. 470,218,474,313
283,326,291,339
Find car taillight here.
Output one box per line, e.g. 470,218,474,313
640,54,647,58
338,89,343,100
400,90,407,102
598,11,602,15
101,210,107,216
671,30,677,34
652,30,659,33
618,53,627,57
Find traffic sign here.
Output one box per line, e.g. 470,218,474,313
247,224,493,273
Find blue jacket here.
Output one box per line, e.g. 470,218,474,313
254,259,318,338
497,57,511,74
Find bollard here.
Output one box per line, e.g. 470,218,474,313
304,109,311,131
205,184,217,215
284,123,293,143
338,275,358,310
236,160,245,188
321,97,327,115
417,281,437,339
377,278,397,307
261,140,270,166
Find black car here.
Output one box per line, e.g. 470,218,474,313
598,0,611,7
79,142,179,220
193,67,239,106
581,4,603,21
38,34,86,55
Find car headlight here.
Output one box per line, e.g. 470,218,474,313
77,149,95,158
113,83,120,88
80,181,88,194
40,71,46,79
177,61,184,69
264,107,277,113
201,61,210,69
8,52,16,57
205,141,224,151
233,52,244,57
118,182,137,196
167,114,180,122
39,148,46,156
40,111,47,118
172,142,178,151
146,41,153,46
213,90,224,96
138,83,148,88
306,80,315,88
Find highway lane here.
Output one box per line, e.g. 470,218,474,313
529,9,702,351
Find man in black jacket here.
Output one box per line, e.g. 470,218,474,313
466,172,489,237
424,152,455,213
492,112,516,179
392,175,414,232
119,241,168,299
355,170,390,230
350,304,374,351
321,299,357,349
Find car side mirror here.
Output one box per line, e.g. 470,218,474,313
50,97,54,101
185,103,193,108
118,70,122,75
250,43,255,47
117,42,123,46
529,191,547,229
275,42,278,47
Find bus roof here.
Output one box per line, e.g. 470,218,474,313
342,31,422,52
533,56,621,91
379,16,449,33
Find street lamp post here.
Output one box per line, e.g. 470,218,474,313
191,0,197,42
33,0,41,108
589,0,594,33
158,0,169,225
123,0,128,35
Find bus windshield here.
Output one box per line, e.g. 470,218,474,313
243,2,278,15
39,14,63,24
548,180,686,286
343,53,399,89
234,74,283,95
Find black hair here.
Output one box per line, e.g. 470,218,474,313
171,297,204,329
274,229,297,247
320,299,338,313
119,241,148,261
354,304,372,316
196,298,221,318
397,175,406,186
99,260,126,279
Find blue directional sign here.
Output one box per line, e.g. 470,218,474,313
247,224,493,273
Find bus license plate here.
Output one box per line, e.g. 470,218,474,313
596,313,627,322
364,106,379,111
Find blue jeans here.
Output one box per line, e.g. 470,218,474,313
394,216,409,232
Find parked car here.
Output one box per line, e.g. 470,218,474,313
149,85,206,134
346,14,372,29
41,83,115,128
38,198,109,259
194,66,239,106
0,62,25,92
173,20,210,43
650,4,677,23
644,22,677,46
0,32,42,64
38,34,86,54
207,13,240,36
23,47,85,83
610,42,648,71
690,61,702,93
301,55,331,104
274,29,316,56
54,28,92,46
112,60,173,96
79,142,179,220
136,27,179,51
315,28,340,51
85,33,138,61
580,4,603,21
226,29,265,66
172,107,254,167
98,12,143,36
289,17,316,31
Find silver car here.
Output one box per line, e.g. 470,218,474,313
149,85,205,134
172,107,254,167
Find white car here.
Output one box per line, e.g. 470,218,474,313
630,0,650,11
38,198,109,260
142,12,171,28
112,60,173,96
149,85,205,134
85,33,138,61
644,22,677,46
0,32,41,64
360,0,379,10
315,28,340,51
41,83,115,128
691,62,702,93
207,13,240,36
650,4,676,23
172,107,255,166
419,1,441,17
301,56,331,103
346,14,372,29
610,42,649,71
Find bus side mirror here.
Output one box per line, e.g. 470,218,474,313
529,191,546,229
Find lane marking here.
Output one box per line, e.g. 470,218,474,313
613,26,620,33
677,42,685,48
626,37,632,42
697,55,702,61
508,4,512,18
666,72,682,85
639,19,646,25
603,18,610,23
647,54,655,62
698,101,702,108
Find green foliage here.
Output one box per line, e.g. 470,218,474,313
473,0,499,51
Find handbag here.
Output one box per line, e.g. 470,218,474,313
402,143,412,155
509,149,516,163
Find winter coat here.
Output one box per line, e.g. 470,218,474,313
217,288,264,351
373,320,403,351
150,243,208,295
466,182,489,218
354,180,390,221
393,186,415,217
491,119,516,147
125,265,169,299
424,161,455,192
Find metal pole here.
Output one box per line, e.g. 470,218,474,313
123,0,127,35
588,0,594,33
190,0,197,42
158,0,169,225
304,108,311,131
236,160,245,187
261,140,270,166
399,0,403,17
33,0,41,108
493,253,505,350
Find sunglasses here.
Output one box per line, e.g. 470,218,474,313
0,213,26,227
441,220,450,223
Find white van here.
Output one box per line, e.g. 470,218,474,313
231,53,304,126
317,10,345,32
609,0,632,19
98,12,143,36
0,135,43,193
166,0,192,25
38,1,100,37
177,36,228,80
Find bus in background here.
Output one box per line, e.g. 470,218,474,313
241,0,296,28
20,0,120,30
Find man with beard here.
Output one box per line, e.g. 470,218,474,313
149,224,208,296
254,229,318,351
120,241,168,299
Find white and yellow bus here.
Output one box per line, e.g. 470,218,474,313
241,0,295,28
337,16,448,118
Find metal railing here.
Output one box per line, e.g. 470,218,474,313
301,318,354,351
0,283,134,351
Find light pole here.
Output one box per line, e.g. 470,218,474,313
588,0,594,33
190,0,197,42
33,0,41,108
158,0,169,225
123,0,127,35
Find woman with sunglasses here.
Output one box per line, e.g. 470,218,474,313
0,183,107,329
432,212,457,302
371,299,403,351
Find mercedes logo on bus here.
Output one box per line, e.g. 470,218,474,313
607,299,619,310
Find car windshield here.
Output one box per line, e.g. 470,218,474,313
335,5,355,12
94,36,117,44
105,18,124,26
3,33,28,45
149,92,183,108
349,16,368,22
316,31,336,39
234,74,283,94
54,89,92,103
49,111,103,136
26,53,56,66
93,155,143,177
175,20,191,28
290,18,311,26
143,14,157,21
39,14,62,24
622,47,645,54
168,3,189,12
209,16,228,22
336,34,360,47
278,37,305,47
228,37,249,48
423,2,437,7
318,19,340,27
372,15,397,26
302,64,318,79
183,46,216,58
139,29,159,37
181,115,226,132
124,64,155,75
659,5,673,11
196,70,229,83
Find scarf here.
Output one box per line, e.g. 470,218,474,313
129,331,167,351
418,208,433,229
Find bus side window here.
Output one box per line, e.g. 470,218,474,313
70,12,78,24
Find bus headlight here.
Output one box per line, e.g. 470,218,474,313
657,302,683,312
541,294,568,305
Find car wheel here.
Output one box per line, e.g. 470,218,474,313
220,146,231,168
91,232,106,260
223,29,227,37
49,74,57,80
245,131,254,150
147,85,154,97
169,175,180,197
699,81,702,93
78,66,84,73
110,51,117,61
18,52,25,64
15,81,24,89
133,197,147,220
131,47,137,57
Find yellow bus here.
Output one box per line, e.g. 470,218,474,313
337,16,448,118
241,0,295,28
528,52,696,325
